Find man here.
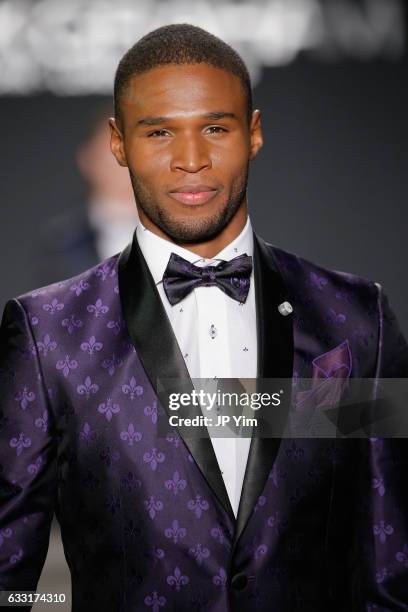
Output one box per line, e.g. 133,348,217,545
1,24,408,612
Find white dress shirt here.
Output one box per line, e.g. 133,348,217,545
136,217,257,516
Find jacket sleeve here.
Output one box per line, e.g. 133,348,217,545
357,285,408,611
0,299,57,601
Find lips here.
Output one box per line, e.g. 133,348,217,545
168,184,219,206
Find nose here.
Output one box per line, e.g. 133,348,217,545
170,132,212,173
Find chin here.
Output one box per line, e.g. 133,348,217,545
164,217,229,244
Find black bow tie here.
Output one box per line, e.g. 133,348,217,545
162,252,253,306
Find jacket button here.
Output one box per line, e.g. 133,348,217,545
231,573,248,590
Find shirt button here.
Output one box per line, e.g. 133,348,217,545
209,324,217,339
231,573,248,590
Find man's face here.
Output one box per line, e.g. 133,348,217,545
110,63,263,243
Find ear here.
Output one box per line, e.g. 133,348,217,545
109,117,128,167
249,109,263,161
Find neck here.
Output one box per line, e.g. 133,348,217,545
138,200,248,259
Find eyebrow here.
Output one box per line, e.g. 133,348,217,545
137,111,238,126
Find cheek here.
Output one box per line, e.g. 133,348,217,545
127,151,170,184
125,137,171,171
213,152,248,183
212,137,249,168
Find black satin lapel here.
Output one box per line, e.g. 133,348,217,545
118,232,234,520
254,234,294,380
233,233,294,549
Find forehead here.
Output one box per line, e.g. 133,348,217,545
121,64,247,119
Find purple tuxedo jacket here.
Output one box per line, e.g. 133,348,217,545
1,232,408,611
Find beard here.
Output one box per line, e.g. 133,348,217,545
129,165,249,244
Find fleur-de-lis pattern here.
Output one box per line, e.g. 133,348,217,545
101,353,123,376
143,448,165,471
144,400,158,423
80,336,103,355
56,354,78,378
70,279,90,296
166,566,189,591
164,519,187,544
120,423,142,446
145,496,164,520
9,432,31,456
76,376,99,399
0,528,13,548
187,495,210,519
27,456,43,475
79,422,97,445
189,542,210,565
372,477,386,497
37,334,57,356
34,410,48,433
212,566,227,588
144,591,166,611
373,521,394,544
98,398,120,422
164,470,187,496
122,376,143,400
0,241,407,611
61,314,82,335
396,544,408,568
86,298,109,318
42,298,64,315
107,319,122,335
14,386,36,410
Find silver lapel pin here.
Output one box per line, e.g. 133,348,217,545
278,301,293,316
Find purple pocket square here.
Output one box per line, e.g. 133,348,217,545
294,340,352,428
311,339,352,385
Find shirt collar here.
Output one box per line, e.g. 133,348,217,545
136,216,254,286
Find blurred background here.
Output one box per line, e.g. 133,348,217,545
0,0,407,609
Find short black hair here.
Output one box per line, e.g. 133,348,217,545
114,23,253,125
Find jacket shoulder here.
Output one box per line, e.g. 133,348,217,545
263,239,379,302
13,253,120,315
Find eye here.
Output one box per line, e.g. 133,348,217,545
147,129,171,137
206,125,227,134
